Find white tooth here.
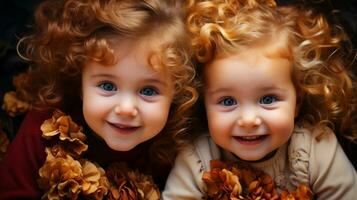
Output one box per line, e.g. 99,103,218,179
242,136,259,140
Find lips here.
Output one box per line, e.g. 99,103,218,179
233,135,268,145
107,122,140,134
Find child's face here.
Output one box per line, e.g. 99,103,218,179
204,48,297,161
82,40,174,151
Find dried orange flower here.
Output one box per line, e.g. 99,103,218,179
2,91,30,117
39,148,111,200
57,179,82,199
106,163,160,200
41,110,85,140
43,179,81,200
38,148,84,200
12,71,32,102
127,170,160,200
60,139,89,159
281,185,313,200
203,160,245,199
203,167,242,199
81,160,105,195
38,148,83,188
203,160,312,200
46,185,63,200
106,163,142,200
87,167,110,200
2,71,33,117
48,144,70,158
41,109,88,157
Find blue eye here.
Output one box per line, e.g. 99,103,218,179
219,97,237,106
140,87,158,96
99,82,116,91
259,95,277,104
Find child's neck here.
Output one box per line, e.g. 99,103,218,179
235,149,278,163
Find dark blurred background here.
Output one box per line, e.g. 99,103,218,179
0,0,42,141
0,0,356,167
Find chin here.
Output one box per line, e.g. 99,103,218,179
106,140,137,152
235,153,265,162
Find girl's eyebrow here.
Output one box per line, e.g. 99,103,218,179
257,85,287,92
90,74,170,87
205,87,234,96
143,78,170,87
206,85,286,95
90,74,115,78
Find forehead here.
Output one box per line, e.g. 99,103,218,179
109,38,164,70
83,43,173,88
205,48,293,90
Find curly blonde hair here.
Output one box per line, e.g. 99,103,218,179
19,0,198,166
187,0,357,141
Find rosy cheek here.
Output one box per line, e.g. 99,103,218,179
278,123,294,134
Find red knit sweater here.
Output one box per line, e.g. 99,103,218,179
0,109,47,199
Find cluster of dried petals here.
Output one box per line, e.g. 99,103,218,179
81,160,109,197
41,110,88,157
41,180,80,200
86,167,110,200
61,139,89,159
38,148,83,188
106,163,160,200
245,174,279,200
0,124,10,161
2,91,30,117
39,148,110,200
231,166,279,200
52,179,81,199
108,181,138,200
106,163,140,200
12,71,33,102
203,160,312,200
127,170,160,200
39,148,83,200
1,71,32,117
281,185,313,200
203,167,242,199
48,144,70,158
38,111,160,200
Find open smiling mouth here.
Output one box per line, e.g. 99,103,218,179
233,135,268,144
108,122,140,134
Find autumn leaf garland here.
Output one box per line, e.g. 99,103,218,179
202,160,313,200
38,110,160,200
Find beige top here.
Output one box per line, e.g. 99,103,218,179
162,125,357,200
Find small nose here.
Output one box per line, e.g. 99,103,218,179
237,108,262,128
114,99,138,117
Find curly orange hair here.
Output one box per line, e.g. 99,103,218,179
187,0,357,141
19,0,198,165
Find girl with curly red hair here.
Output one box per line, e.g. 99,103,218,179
0,0,198,199
163,0,357,199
